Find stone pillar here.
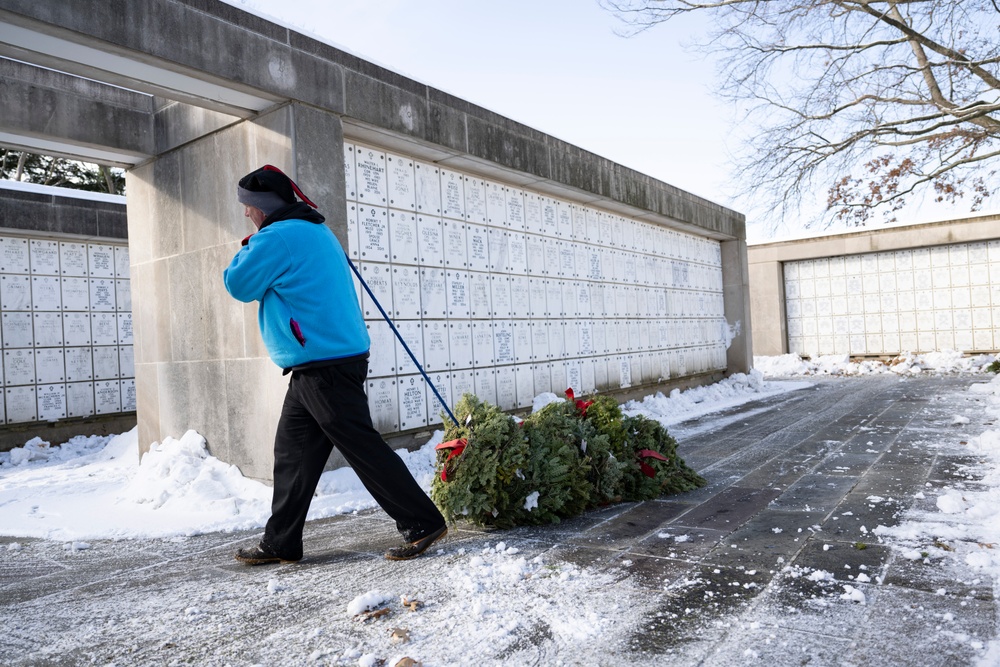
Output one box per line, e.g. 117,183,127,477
126,103,347,481
721,238,753,374
748,260,787,357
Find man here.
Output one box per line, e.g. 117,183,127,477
223,165,446,564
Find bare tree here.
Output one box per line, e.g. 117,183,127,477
603,0,1000,229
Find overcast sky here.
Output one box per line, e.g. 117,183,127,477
225,1,741,217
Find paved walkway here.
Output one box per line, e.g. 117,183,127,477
1,375,994,665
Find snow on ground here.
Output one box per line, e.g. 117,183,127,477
0,351,993,541
756,349,996,377
4,352,1000,664
0,372,806,542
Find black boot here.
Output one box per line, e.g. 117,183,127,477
235,542,301,565
384,525,448,561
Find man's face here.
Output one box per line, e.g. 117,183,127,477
245,205,266,230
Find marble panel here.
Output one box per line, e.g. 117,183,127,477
581,358,596,393
505,189,525,230
543,240,559,276
532,362,550,396
556,202,573,239
393,320,423,376
120,378,137,411
549,321,566,358
423,320,450,371
494,320,514,365
6,385,36,423
30,240,60,275
391,266,421,320
475,367,497,405
472,321,495,367
508,232,528,275
513,320,532,363
416,215,444,266
514,363,533,408
451,369,475,403
368,377,399,433
93,345,120,379
578,321,594,356
565,361,582,396
63,312,91,346
549,361,567,394
466,223,490,272
59,277,89,312
464,177,487,224
618,356,633,388
495,365,516,411
357,206,390,261
356,146,388,206
2,312,33,348
59,242,89,277
90,278,116,311
491,275,512,319
441,169,466,221
414,162,441,215
509,276,530,317
116,280,132,312
389,210,419,264
65,346,93,382
426,371,453,426
525,234,545,275
90,313,118,345
485,182,507,227
117,313,133,345
119,345,134,378
564,321,580,358
88,244,115,278
540,197,558,237
469,271,492,319
531,320,549,361
0,237,29,273
346,203,360,259
66,381,95,418
343,143,357,201
443,220,467,268
0,275,30,311
420,267,448,319
34,312,63,347
4,348,33,385
448,321,473,369
366,319,396,377
523,192,543,234
94,379,121,414
360,263,393,320
546,280,563,318
562,281,579,317
397,374,428,430
37,383,66,421
386,152,416,211
445,270,472,319
488,228,510,273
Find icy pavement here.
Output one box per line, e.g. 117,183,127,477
3,374,1000,665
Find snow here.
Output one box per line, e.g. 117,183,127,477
755,350,996,377
6,353,1000,662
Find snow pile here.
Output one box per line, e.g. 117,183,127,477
119,430,271,516
622,369,810,426
756,350,996,377
1,434,116,468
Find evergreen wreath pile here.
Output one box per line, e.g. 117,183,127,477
431,390,706,528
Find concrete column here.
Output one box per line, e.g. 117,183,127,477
721,238,753,374
127,103,347,482
748,260,787,357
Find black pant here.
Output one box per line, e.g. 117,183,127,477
262,359,444,559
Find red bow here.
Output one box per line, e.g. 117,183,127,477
435,438,468,482
637,449,668,478
564,388,593,417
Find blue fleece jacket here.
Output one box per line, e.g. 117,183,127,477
223,219,370,369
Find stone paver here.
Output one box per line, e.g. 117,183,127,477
1,374,995,665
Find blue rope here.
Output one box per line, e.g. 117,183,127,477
346,254,460,427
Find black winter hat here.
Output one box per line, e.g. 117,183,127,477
237,165,317,214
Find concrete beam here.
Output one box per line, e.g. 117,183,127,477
0,0,744,238
0,58,154,166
